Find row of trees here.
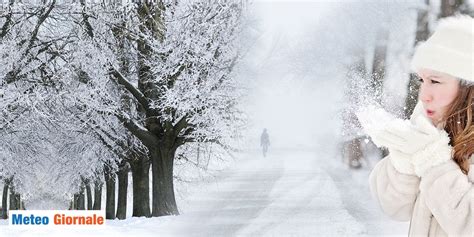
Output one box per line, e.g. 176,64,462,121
0,0,247,219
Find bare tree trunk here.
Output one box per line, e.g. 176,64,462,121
93,180,102,210
1,179,9,219
130,157,151,217
342,58,367,167
9,192,16,211
77,185,85,210
14,194,20,210
344,138,363,169
85,180,93,210
440,0,464,18
73,193,79,209
116,162,129,220
9,191,20,210
104,166,116,220
151,145,179,217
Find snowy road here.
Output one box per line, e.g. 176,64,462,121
0,150,408,237
157,150,408,236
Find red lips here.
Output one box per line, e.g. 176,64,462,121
426,109,434,116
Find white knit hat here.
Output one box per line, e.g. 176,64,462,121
411,15,473,82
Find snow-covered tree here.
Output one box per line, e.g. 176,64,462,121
0,0,248,218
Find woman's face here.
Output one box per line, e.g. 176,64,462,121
417,68,460,125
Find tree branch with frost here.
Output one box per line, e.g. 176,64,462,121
113,111,157,146
0,0,14,39
107,65,154,113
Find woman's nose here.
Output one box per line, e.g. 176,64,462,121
419,84,433,103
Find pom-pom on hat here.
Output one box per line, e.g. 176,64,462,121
411,15,473,82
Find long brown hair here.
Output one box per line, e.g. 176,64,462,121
443,79,474,174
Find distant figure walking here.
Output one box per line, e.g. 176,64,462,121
260,128,270,157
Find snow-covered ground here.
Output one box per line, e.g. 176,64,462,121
0,149,408,237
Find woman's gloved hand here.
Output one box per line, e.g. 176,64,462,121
356,106,417,175
408,115,453,177
387,149,416,175
356,106,421,152
371,116,441,155
356,106,453,176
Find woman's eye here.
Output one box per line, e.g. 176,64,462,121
431,80,440,84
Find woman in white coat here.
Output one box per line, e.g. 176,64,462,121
360,15,473,236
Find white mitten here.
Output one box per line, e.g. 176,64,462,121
388,149,416,175
376,118,439,155
409,115,453,177
356,106,416,175
356,105,399,148
356,106,432,154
